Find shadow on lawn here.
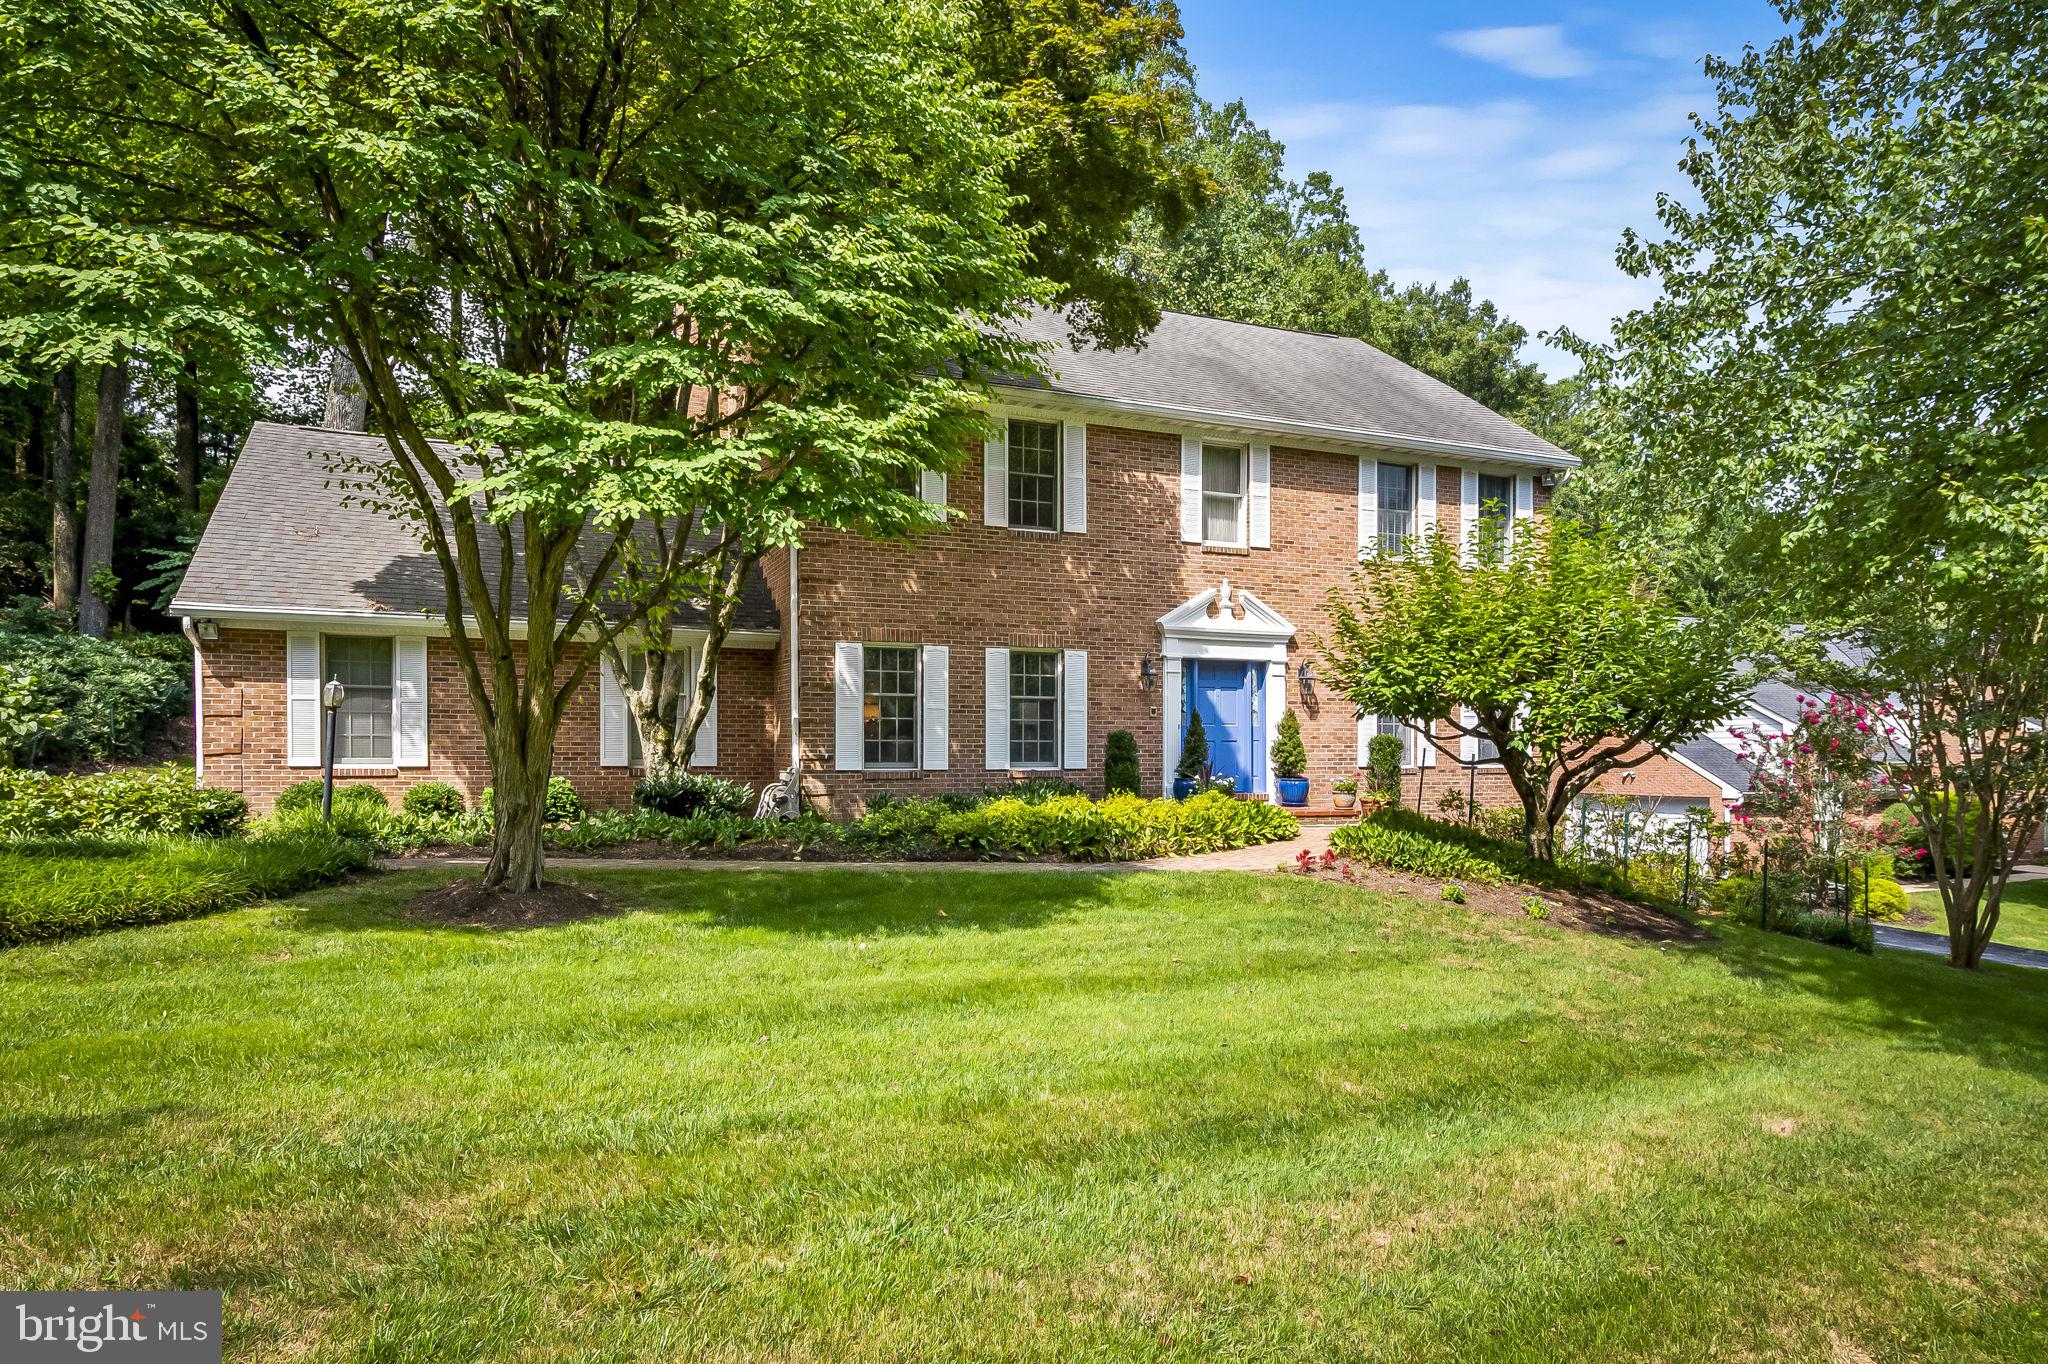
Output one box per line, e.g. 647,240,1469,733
288,865,1127,941
1715,926,2048,1082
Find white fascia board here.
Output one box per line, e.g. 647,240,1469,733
984,387,1578,470
1664,746,1745,802
169,600,781,650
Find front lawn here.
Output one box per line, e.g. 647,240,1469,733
4,868,2046,1361
1909,877,2048,951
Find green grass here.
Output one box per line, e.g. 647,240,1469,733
1910,877,2048,951
4,867,2047,1361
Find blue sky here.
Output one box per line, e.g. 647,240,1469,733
1173,2,1792,374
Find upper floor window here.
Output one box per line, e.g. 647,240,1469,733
1008,650,1061,769
1007,419,1061,531
1477,472,1514,554
1201,442,1246,546
324,635,393,765
862,645,920,769
1377,463,1416,554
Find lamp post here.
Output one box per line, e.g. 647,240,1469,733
320,676,345,822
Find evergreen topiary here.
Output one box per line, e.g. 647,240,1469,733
1176,709,1208,781
1367,732,1404,803
1104,730,1141,795
1272,708,1307,779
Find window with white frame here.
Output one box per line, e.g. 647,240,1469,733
1476,472,1513,558
1007,419,1061,531
1008,650,1060,768
1377,713,1416,768
1201,442,1246,545
323,635,393,765
862,645,921,768
1377,462,1416,554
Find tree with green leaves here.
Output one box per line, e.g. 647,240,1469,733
1319,520,1749,862
1,0,1043,890
1560,0,2048,964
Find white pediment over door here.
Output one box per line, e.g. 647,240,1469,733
1157,579,1296,662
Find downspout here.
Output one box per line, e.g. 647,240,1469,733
786,545,801,816
180,616,204,786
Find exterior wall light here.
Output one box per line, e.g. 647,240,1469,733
321,677,345,821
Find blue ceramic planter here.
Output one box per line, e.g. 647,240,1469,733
1276,776,1310,807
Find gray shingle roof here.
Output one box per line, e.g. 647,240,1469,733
1675,737,1755,795
171,422,780,632
993,308,1572,464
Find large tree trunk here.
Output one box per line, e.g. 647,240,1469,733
323,348,368,431
48,367,79,612
174,358,201,512
483,737,552,892
76,357,127,638
9,381,41,480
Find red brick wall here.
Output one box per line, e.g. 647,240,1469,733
782,422,1602,814
197,629,779,814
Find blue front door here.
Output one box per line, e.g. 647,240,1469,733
1188,661,1262,793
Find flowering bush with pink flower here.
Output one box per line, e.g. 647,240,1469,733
1731,692,1907,896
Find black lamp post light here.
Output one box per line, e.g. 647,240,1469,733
320,675,345,822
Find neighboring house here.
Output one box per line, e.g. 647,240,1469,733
170,308,1723,817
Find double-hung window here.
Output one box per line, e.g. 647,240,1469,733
1476,472,1513,558
1377,713,1417,768
323,636,393,765
1377,463,1416,554
862,645,921,769
1008,651,1061,768
1201,443,1246,545
1007,419,1061,531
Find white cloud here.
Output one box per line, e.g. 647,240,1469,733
1527,143,1634,180
1367,101,1535,160
1441,25,1595,80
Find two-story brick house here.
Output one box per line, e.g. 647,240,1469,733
172,308,1729,821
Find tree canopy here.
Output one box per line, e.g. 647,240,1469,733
1319,520,1749,862
1560,0,2048,963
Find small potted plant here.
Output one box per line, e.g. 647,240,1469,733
1273,708,1310,807
1173,709,1208,800
1331,775,1358,810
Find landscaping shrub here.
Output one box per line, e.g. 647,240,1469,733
1769,905,1875,953
1176,709,1208,782
1328,813,1511,885
480,777,584,824
0,828,371,944
1103,730,1140,796
633,771,754,819
1850,872,1909,922
0,765,247,838
844,797,954,853
934,790,1297,862
547,808,838,854
401,781,467,817
262,802,491,855
275,780,389,815
1272,709,1307,779
984,775,1086,805
0,602,188,764
1367,733,1402,803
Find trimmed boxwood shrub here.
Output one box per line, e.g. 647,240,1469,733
401,781,467,817
1272,709,1307,780
932,790,1298,862
0,765,247,839
480,777,584,824
633,771,753,819
275,779,390,815
1103,730,1140,796
0,828,371,944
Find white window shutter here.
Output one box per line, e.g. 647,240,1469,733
1061,649,1088,770
394,636,428,767
1459,468,1479,565
921,644,949,771
1248,445,1271,548
1062,422,1087,533
1179,436,1203,543
286,631,320,767
1357,711,1373,766
984,646,1010,770
1514,474,1534,547
686,648,718,768
1460,706,1478,763
834,641,864,771
1417,463,1438,544
921,469,947,510
1358,456,1378,555
1419,717,1438,767
983,431,1007,528
598,652,629,768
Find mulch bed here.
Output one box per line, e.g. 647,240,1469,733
1278,860,1713,945
408,878,613,929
